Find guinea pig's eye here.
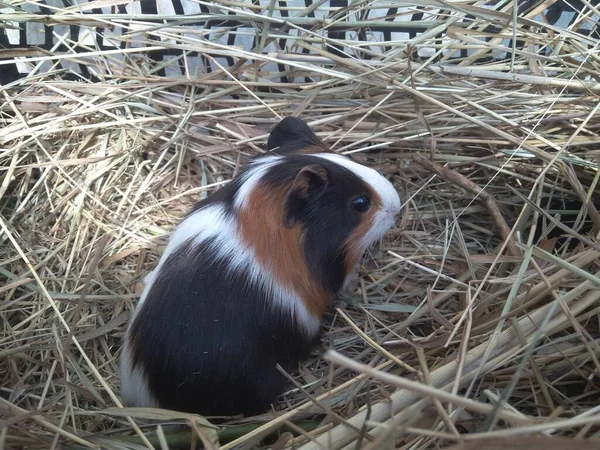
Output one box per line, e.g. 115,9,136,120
351,196,370,212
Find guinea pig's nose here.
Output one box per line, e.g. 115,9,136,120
386,207,402,224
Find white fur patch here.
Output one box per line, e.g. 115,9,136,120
119,340,158,408
313,153,402,249
233,155,283,210
132,204,229,311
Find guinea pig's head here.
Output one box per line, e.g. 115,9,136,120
265,117,401,251
278,152,401,274
234,118,401,316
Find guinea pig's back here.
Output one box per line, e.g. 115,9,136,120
120,201,317,416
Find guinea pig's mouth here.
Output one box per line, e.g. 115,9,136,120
384,205,403,221
361,208,400,247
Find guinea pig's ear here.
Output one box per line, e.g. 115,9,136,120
267,117,328,154
283,164,328,228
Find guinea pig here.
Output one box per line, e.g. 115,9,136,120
120,117,402,417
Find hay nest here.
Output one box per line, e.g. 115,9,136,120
1,1,600,449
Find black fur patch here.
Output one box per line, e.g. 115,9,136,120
267,117,325,154
128,236,318,416
261,155,373,294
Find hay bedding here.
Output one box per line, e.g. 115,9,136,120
1,0,600,449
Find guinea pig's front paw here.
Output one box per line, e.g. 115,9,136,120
341,264,360,295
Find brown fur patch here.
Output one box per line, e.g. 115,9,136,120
237,183,331,319
343,187,383,273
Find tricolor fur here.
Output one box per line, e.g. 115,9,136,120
120,117,401,416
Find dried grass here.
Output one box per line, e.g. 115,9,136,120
1,0,600,449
